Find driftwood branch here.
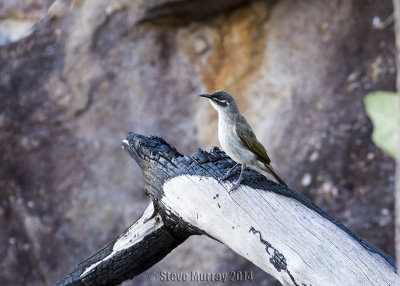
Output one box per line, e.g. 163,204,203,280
56,132,397,286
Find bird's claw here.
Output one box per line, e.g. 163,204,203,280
218,173,231,183
218,163,240,183
229,183,240,193
228,177,244,193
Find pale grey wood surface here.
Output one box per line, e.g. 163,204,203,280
162,175,397,286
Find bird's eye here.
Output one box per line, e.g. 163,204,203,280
214,99,228,106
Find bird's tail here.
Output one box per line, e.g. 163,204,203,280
262,164,288,187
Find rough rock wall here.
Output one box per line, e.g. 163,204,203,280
0,0,396,285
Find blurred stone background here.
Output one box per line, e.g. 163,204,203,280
0,0,396,285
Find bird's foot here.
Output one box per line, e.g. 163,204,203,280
229,177,244,193
229,183,240,193
218,163,240,183
218,172,233,183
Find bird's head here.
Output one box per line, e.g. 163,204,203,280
199,90,237,112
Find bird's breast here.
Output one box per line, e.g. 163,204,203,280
217,114,255,164
218,116,234,151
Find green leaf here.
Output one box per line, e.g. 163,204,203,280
364,91,399,158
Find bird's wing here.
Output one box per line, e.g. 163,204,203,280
235,114,271,164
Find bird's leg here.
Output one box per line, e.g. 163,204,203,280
218,163,240,182
229,164,245,193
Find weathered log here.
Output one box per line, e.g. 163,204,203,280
56,132,397,286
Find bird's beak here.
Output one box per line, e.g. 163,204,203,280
199,94,212,99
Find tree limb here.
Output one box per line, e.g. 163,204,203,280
56,132,397,286
55,203,188,286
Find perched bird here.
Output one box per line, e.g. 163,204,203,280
200,90,287,191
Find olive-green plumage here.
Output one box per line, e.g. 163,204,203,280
236,114,271,164
235,114,287,186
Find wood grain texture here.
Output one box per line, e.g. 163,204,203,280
162,175,396,285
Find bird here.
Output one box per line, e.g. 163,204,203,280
199,90,288,192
